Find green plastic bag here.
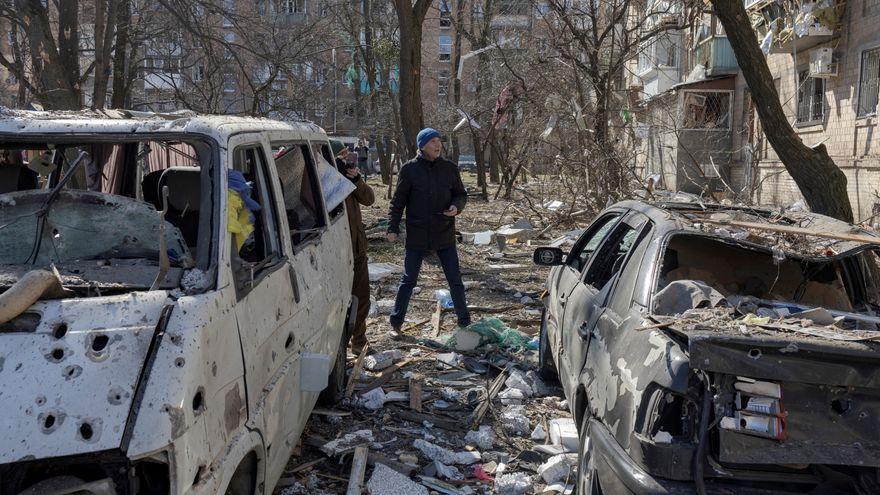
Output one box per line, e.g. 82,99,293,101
446,317,531,351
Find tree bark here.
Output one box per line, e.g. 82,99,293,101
17,0,81,109
92,0,118,109
393,0,431,156
712,0,853,222
111,0,131,108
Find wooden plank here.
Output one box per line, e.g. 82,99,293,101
357,358,421,395
700,218,880,245
346,446,369,495
289,457,325,473
345,344,370,399
472,368,509,428
394,409,466,432
409,378,423,412
431,300,444,336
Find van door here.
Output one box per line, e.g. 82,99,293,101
227,138,301,482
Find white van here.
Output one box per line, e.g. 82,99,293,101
0,110,354,495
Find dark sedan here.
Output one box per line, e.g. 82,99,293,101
535,198,880,494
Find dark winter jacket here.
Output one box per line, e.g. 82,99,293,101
336,158,375,258
388,154,468,251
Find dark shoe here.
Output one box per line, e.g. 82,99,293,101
389,324,402,340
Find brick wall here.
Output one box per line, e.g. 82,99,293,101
756,0,880,221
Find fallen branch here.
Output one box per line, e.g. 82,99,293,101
357,358,423,395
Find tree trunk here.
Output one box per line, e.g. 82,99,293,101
57,0,82,106
17,0,81,109
712,0,853,222
111,0,131,108
92,0,118,109
393,0,431,156
449,0,464,163
473,134,488,198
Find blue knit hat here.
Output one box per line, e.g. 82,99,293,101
417,128,441,150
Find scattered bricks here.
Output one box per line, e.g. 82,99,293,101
537,453,578,484
320,430,374,456
494,472,533,495
355,388,386,410
500,405,530,436
364,349,404,371
413,439,481,465
504,369,533,397
499,387,526,406
464,425,496,450
366,463,429,495
531,424,547,441
548,418,579,452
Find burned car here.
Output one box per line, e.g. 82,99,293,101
535,197,880,494
0,110,355,494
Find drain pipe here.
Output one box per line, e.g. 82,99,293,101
694,372,712,495
0,269,65,324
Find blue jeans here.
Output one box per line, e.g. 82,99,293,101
390,246,471,328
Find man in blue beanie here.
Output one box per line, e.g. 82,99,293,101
387,128,470,336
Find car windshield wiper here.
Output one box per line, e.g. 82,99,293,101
24,151,89,264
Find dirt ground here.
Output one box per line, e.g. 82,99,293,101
273,173,587,495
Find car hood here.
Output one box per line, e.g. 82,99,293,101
0,291,169,463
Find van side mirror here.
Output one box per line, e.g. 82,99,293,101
534,247,565,266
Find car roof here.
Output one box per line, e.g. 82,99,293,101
608,194,878,259
0,108,326,143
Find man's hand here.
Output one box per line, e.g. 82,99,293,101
386,232,398,242
443,205,458,217
345,167,360,179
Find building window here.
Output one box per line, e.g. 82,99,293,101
314,102,325,117
438,69,450,96
440,0,452,27
796,70,824,123
192,65,205,82
223,73,236,93
439,35,452,61
682,91,731,129
314,62,326,85
864,0,880,16
535,2,550,16
282,0,306,14
858,48,880,117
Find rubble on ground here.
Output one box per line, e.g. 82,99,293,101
272,188,580,494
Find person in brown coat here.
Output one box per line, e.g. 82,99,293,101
331,139,375,354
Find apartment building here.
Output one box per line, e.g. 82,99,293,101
631,1,754,197
748,0,880,221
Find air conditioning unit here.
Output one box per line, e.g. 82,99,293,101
659,14,679,27
810,48,837,78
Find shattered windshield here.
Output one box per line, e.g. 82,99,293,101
0,139,212,293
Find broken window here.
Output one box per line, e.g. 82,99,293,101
566,213,620,272
440,0,452,27
656,234,880,317
681,91,731,129
230,145,282,265
796,70,825,123
271,143,326,248
0,139,212,290
310,141,343,220
858,47,880,117
584,222,639,291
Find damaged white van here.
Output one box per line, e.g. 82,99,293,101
0,110,355,495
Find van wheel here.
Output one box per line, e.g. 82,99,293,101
575,415,600,495
539,309,559,382
318,324,350,405
225,452,257,495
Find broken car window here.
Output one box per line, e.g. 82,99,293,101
230,146,281,265
584,223,638,291
0,140,209,294
655,234,880,325
271,143,326,247
567,214,620,272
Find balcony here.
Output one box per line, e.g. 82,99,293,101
694,36,738,76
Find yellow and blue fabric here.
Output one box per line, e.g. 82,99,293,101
227,170,261,251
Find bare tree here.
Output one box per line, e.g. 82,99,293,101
392,0,432,155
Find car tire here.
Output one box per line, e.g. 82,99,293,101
576,414,601,495
318,323,350,406
538,308,559,382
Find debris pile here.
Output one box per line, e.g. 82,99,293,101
272,189,584,494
